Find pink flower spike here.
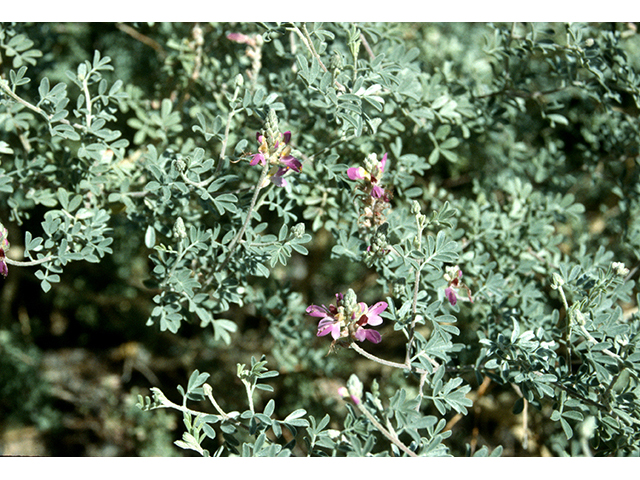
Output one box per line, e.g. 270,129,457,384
347,166,366,180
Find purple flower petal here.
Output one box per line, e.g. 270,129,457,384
317,318,341,339
0,249,7,277
364,329,382,344
283,131,291,144
281,156,302,172
365,302,387,326
250,153,265,166
379,152,388,173
347,167,365,180
306,305,329,317
355,327,381,343
354,327,366,342
270,169,288,187
445,287,457,305
371,184,385,198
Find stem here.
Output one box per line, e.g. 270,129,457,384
151,387,220,419
160,239,193,289
0,77,84,130
215,85,242,177
577,323,624,364
556,284,573,364
203,384,231,421
405,266,421,366
349,341,411,370
416,370,428,412
216,160,270,273
244,382,255,414
5,255,53,267
405,210,428,366
115,23,167,59
82,74,93,128
0,80,50,122
288,23,346,92
557,283,626,366
354,401,418,457
360,32,375,60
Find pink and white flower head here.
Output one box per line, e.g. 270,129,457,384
250,130,302,187
444,265,473,306
307,291,387,345
347,152,388,199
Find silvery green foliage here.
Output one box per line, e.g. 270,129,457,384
2,22,640,456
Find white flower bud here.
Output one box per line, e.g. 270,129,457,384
612,262,629,277
173,217,187,239
551,272,564,289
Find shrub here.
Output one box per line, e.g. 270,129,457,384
1,22,640,456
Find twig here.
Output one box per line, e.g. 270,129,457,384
349,341,412,370
405,266,421,366
353,400,418,457
150,387,221,419
5,255,53,267
360,32,375,60
511,383,529,450
215,160,270,273
81,72,93,128
288,23,346,93
115,23,167,59
214,82,243,177
203,384,232,421
0,78,84,131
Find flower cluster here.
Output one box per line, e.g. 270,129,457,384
347,152,390,200
307,289,387,347
347,152,392,230
444,265,473,306
0,223,9,278
248,110,302,187
250,130,302,187
226,32,263,84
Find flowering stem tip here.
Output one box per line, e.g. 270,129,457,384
307,290,387,346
